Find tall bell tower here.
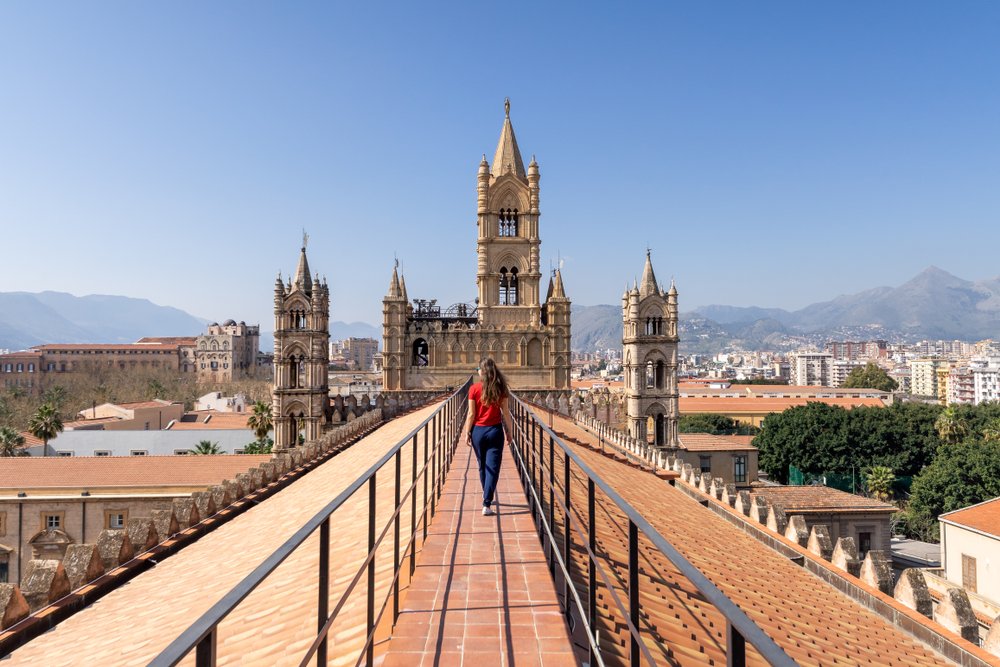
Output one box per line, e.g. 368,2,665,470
272,238,330,452
623,251,679,447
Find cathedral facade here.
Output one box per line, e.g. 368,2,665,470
382,101,571,392
623,252,680,447
272,244,330,452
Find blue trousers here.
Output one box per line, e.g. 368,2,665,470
471,424,504,507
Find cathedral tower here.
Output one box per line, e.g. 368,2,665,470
623,251,679,447
381,100,571,392
272,241,330,452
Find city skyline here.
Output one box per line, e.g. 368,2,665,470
3,3,999,329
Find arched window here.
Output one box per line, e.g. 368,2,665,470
297,356,306,388
498,208,519,237
412,338,429,367
646,361,655,389
655,360,665,389
508,268,518,305
498,268,509,305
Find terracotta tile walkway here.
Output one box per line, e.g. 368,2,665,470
378,439,579,667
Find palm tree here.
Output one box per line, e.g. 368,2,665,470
0,426,26,457
865,465,896,502
246,401,273,445
934,406,968,445
28,403,64,457
190,440,223,455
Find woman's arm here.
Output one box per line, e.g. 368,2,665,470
464,398,476,446
501,396,514,445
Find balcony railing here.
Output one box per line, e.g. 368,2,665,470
508,396,796,667
149,381,470,667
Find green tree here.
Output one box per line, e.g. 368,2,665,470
28,403,64,457
842,362,898,392
0,426,27,457
906,439,1000,542
242,437,273,454
190,440,223,455
982,418,1000,443
754,402,850,483
678,413,741,435
865,465,896,502
246,400,273,443
41,385,68,410
935,406,969,445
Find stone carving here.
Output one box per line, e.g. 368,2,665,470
893,569,933,618
859,551,893,595
831,538,861,577
62,544,105,591
0,583,30,630
807,526,833,561
933,587,978,643
20,560,70,611
784,515,809,546
126,518,159,553
97,530,134,572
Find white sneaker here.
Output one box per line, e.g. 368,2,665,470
482,506,494,516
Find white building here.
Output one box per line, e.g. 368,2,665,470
971,357,1000,405
910,358,949,398
829,359,865,388
789,351,832,386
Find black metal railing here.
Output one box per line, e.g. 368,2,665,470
509,396,796,667
149,381,471,667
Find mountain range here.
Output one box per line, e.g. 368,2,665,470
3,267,998,354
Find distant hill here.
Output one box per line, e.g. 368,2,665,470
0,291,208,351
573,267,1000,353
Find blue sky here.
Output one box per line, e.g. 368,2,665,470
2,2,999,332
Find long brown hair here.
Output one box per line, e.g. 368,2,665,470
479,357,509,406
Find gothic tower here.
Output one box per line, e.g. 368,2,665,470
381,99,571,392
272,242,330,452
623,251,679,447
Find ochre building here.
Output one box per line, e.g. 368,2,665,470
382,100,571,392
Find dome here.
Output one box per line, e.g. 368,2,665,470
223,319,237,326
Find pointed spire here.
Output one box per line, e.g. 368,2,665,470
491,97,526,178
387,265,401,298
668,277,678,296
552,268,566,298
294,245,312,294
399,273,409,302
639,249,658,298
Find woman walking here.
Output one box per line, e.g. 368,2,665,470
464,357,514,516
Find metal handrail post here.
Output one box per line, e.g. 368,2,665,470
409,433,417,578
588,478,598,666
727,622,747,667
628,519,640,667
563,450,572,610
318,518,330,667
366,474,376,667
548,434,555,572
431,412,437,518
422,423,428,540
392,450,401,625
195,629,216,667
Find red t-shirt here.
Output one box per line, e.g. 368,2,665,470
469,382,505,426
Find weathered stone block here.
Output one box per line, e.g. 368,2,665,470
893,568,932,618
697,474,711,494
97,529,134,572
859,551,893,595
192,491,217,519
290,450,303,468
222,478,242,501
706,477,722,500
690,472,701,488
766,505,788,535
210,484,232,510
984,615,1000,657
260,461,278,483
21,559,71,611
62,544,105,590
807,525,833,561
173,497,200,530
831,537,861,577
933,587,979,643
735,491,753,516
151,509,180,540
723,484,737,507
127,517,159,553
681,464,693,482
749,497,769,525
236,472,254,495
0,583,30,629
784,515,808,546
248,467,265,489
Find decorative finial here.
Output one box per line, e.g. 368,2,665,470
646,245,651,258
504,97,510,117
394,253,399,270
302,229,309,251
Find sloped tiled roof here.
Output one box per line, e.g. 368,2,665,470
940,497,1000,537
549,415,955,666
752,484,897,512
166,412,252,430
0,455,270,493
678,433,757,452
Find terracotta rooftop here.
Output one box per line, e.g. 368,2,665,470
63,416,123,429
31,343,184,351
3,404,439,666
115,399,176,410
751,485,898,512
678,433,758,452
680,396,886,412
0,455,270,495
940,497,1000,537
134,336,198,345
549,414,951,665
166,411,252,430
